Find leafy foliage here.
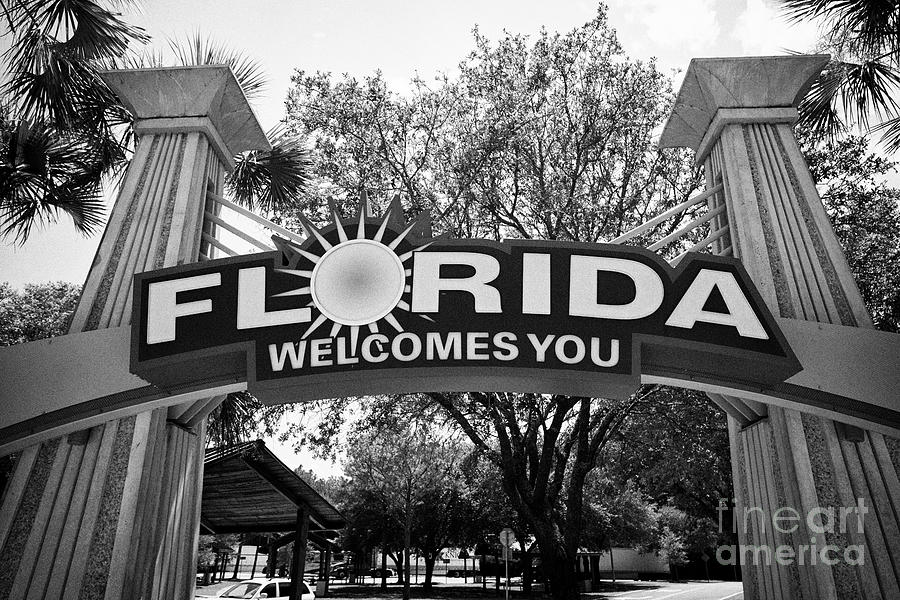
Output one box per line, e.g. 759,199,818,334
285,6,700,242
0,280,81,345
205,391,288,449
582,477,658,551
604,388,732,517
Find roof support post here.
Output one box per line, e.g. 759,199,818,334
323,545,333,595
290,506,311,600
267,535,278,577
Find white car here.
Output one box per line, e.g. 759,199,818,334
214,578,314,600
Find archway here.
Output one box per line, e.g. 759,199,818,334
0,56,898,600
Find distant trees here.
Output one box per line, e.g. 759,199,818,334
0,281,80,346
342,423,465,598
0,280,82,494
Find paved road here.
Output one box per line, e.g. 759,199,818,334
589,581,742,600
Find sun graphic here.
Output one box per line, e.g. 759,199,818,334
270,196,435,347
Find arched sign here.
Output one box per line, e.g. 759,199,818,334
131,211,800,403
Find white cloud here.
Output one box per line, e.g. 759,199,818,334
607,0,722,68
733,0,820,55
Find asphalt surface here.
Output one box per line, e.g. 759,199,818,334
585,581,742,600
197,579,743,600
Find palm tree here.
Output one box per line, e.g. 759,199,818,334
779,1,900,151
1,1,309,243
1,0,142,241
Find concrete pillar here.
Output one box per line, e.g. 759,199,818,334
661,55,900,599
0,66,269,600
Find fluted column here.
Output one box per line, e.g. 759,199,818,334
0,66,269,600
661,56,900,600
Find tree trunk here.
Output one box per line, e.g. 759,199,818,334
423,555,437,590
381,548,388,589
522,548,533,596
403,520,412,600
389,552,403,585
541,545,578,600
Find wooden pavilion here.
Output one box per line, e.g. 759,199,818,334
200,440,345,597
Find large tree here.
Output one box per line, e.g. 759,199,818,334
282,8,700,599
425,390,657,598
603,388,732,518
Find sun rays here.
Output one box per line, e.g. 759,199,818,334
273,196,434,347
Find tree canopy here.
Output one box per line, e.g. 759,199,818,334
0,281,80,346
285,6,699,244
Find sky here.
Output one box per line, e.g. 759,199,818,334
0,0,823,474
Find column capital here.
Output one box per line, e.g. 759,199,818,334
659,55,829,158
101,65,271,160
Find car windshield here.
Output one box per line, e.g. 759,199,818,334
220,582,261,598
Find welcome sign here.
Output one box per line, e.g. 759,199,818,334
131,211,800,403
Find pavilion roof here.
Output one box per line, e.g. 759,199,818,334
201,440,345,540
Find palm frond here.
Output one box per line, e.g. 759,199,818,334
226,127,310,213
780,0,900,56
841,59,900,129
40,0,148,61
0,118,106,243
2,0,146,128
796,58,900,141
797,60,847,140
98,46,166,71
871,115,900,153
168,32,267,100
